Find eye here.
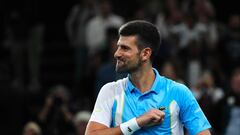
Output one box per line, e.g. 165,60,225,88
121,45,130,51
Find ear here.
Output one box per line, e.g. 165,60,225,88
140,47,152,62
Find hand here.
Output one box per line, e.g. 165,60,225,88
136,108,165,127
45,96,54,108
61,105,73,121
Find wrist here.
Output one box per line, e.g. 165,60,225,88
136,115,150,127
120,117,140,135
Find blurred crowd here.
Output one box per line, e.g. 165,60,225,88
0,0,240,134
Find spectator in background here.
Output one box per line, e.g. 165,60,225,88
193,0,219,73
170,13,200,49
38,85,75,135
3,10,44,93
192,69,224,134
83,0,124,102
185,40,203,87
219,68,240,135
66,0,97,90
156,0,183,39
193,0,218,48
154,0,184,67
85,0,124,55
73,111,91,135
3,10,28,91
22,121,42,135
168,13,204,86
218,15,240,76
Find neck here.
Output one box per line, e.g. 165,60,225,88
129,65,155,93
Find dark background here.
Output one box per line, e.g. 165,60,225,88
1,0,239,42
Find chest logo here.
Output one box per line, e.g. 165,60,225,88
159,107,166,111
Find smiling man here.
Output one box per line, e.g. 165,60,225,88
85,20,211,135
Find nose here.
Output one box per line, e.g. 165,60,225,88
114,47,121,59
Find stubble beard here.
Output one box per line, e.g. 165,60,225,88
115,58,142,74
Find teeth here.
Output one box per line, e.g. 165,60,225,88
117,61,123,65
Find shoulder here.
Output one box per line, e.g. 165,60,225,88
111,14,124,21
86,16,101,27
102,77,128,89
98,77,128,96
164,78,193,99
171,81,190,93
162,77,189,93
108,14,124,26
168,79,190,92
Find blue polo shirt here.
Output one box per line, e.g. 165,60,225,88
111,68,211,135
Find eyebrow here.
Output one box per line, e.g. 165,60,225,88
117,44,131,49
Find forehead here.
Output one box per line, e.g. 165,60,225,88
117,35,138,47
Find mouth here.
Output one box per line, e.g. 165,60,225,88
115,59,126,72
116,60,123,65
117,59,127,68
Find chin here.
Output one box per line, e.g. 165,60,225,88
116,67,129,74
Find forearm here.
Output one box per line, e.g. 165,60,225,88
38,106,50,121
86,117,142,135
197,129,211,135
85,125,123,135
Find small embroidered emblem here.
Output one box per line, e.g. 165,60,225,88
127,127,132,132
159,107,166,111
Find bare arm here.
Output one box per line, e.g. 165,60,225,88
85,109,165,135
85,121,122,135
197,129,211,135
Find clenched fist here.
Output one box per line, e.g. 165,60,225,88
136,108,165,127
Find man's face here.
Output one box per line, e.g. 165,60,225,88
114,35,142,73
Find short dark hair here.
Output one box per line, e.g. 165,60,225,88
119,20,161,62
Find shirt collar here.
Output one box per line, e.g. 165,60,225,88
126,68,162,94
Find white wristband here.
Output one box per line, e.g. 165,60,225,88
120,117,140,135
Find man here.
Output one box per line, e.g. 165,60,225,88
85,20,211,135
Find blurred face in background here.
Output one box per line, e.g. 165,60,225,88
99,0,111,17
201,70,214,88
23,122,41,135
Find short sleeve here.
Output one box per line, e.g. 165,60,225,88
178,85,211,135
89,83,115,127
